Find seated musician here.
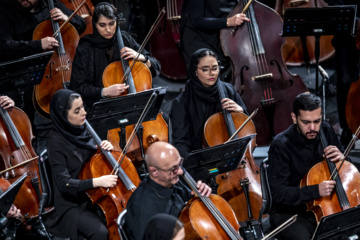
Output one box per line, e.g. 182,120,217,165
124,141,212,240
46,89,118,240
268,92,346,239
169,48,248,159
69,2,161,112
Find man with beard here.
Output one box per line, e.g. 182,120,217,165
125,141,212,240
267,93,346,240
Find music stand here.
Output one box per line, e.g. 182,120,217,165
312,206,360,240
184,134,256,180
0,51,53,92
282,6,357,95
0,173,27,216
87,87,167,148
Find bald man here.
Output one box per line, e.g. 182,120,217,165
124,142,212,240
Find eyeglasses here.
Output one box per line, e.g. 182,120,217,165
197,66,219,75
153,158,184,175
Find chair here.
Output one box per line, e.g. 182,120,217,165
259,157,272,218
117,209,129,240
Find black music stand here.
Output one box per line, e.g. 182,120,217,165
184,134,256,181
0,173,27,216
87,87,166,149
312,206,360,240
282,6,357,95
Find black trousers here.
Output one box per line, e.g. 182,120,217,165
77,208,108,240
270,212,317,240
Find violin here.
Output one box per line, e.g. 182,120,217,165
300,127,360,222
149,0,187,80
179,166,243,239
220,0,308,146
203,80,263,236
79,120,141,240
0,106,46,219
33,0,80,117
274,0,334,66
59,0,94,37
104,18,168,166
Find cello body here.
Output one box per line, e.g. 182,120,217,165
33,19,79,117
220,0,307,146
80,151,140,240
346,77,360,135
274,0,334,66
0,107,43,219
149,0,187,80
204,112,263,223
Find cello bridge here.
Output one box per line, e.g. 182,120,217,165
252,73,273,81
290,0,308,7
56,66,70,71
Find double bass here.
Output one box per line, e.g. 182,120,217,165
300,127,360,222
33,0,80,117
220,0,308,146
79,120,141,240
274,0,335,66
0,106,45,220
103,19,168,166
149,0,187,80
203,80,263,237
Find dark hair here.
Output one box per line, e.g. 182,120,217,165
193,49,219,67
293,92,321,116
93,3,117,24
65,92,81,111
172,219,184,239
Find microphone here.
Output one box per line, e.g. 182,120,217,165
318,65,329,79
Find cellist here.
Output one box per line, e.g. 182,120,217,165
69,2,161,113
268,92,345,239
46,89,117,239
125,141,212,240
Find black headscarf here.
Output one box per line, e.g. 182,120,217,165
50,89,97,150
79,2,119,87
142,213,179,240
183,48,222,142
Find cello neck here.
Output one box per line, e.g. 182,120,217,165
47,0,65,54
116,25,137,94
319,127,350,209
217,80,238,138
182,167,242,239
84,120,136,190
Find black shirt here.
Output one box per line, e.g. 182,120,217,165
0,0,86,61
124,176,191,240
268,122,344,215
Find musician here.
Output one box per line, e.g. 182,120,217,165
125,141,212,240
326,0,360,147
180,0,249,80
142,213,185,240
46,89,118,240
170,48,248,159
69,2,161,112
268,92,346,240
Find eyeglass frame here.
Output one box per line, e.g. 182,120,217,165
152,157,184,175
197,65,220,75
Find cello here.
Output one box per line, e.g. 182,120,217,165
103,13,168,166
60,0,94,37
149,0,187,80
179,166,243,239
220,0,308,146
300,127,360,222
274,0,334,66
0,106,45,220
79,120,141,240
33,0,80,117
203,80,263,237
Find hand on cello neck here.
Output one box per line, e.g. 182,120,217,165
221,98,244,113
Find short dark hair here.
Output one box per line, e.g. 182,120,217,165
172,219,184,238
194,49,218,67
65,92,81,111
93,3,117,24
293,92,321,116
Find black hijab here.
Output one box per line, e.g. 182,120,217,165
183,48,222,143
50,89,97,150
79,2,119,87
142,213,179,240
